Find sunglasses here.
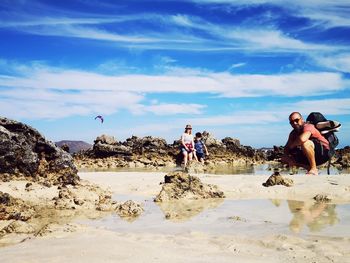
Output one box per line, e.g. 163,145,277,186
290,118,300,124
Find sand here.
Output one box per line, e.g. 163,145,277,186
1,171,350,262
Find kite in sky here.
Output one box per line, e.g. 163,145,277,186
94,115,104,123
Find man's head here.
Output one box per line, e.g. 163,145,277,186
289,112,304,131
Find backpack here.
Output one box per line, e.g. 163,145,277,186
306,112,341,174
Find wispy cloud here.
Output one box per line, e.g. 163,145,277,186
191,0,350,29
1,60,349,120
1,64,347,97
0,9,341,52
131,103,207,115
228,63,246,70
181,98,350,130
312,53,350,73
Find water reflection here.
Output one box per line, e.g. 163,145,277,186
156,198,224,222
270,198,282,207
287,200,339,233
79,164,348,175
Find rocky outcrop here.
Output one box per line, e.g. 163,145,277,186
262,170,294,187
335,146,350,169
154,171,225,202
0,117,79,185
93,135,132,157
0,117,145,243
74,131,268,171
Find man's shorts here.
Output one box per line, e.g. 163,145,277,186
291,139,329,165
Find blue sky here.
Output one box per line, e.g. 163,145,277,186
0,0,349,148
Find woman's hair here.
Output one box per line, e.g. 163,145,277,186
185,128,192,134
195,132,202,138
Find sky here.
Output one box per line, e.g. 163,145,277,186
0,0,350,148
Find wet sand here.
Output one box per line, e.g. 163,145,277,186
1,171,350,262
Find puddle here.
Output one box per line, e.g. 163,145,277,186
82,195,350,238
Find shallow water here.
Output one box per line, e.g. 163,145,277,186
79,164,348,175
82,194,350,238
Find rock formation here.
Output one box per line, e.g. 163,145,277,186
0,117,144,240
74,131,269,171
154,171,225,202
262,170,294,187
0,117,78,185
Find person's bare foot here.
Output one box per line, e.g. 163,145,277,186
306,169,318,176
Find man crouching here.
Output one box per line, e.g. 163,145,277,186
281,112,330,176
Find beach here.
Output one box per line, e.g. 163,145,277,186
1,171,350,263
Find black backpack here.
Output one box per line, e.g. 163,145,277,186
306,112,341,174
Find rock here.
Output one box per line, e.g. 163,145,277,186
53,182,113,211
222,137,240,148
334,146,350,169
115,200,144,219
74,131,272,171
0,117,79,185
313,194,331,202
0,191,35,221
154,171,225,202
203,131,223,147
59,143,70,153
262,171,294,187
93,141,132,157
95,134,117,145
0,221,35,235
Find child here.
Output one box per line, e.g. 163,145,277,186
194,132,209,164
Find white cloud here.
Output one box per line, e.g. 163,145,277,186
0,10,340,53
1,62,349,120
187,98,350,127
312,53,350,73
0,87,144,119
111,97,350,146
131,103,206,115
1,65,347,98
169,14,332,52
228,63,246,70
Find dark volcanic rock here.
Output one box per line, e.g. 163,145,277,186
74,131,269,170
335,146,350,169
93,134,132,157
154,171,225,202
0,117,78,185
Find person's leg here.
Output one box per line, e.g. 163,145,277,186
182,151,188,167
300,140,318,175
281,151,309,171
193,151,198,162
188,152,193,161
281,154,296,167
